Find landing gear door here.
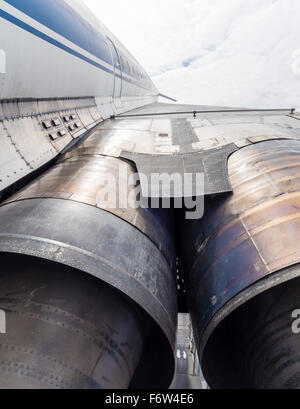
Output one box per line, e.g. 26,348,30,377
107,38,122,102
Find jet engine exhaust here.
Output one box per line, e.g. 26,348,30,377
202,271,300,389
181,139,300,389
0,146,177,389
0,254,144,389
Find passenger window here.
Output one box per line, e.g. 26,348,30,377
120,55,124,70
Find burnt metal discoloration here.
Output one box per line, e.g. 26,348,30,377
181,140,300,388
0,199,177,388
3,155,175,268
0,255,146,389
0,129,177,388
0,98,102,198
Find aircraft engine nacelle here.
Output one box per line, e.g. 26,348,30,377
181,139,300,389
0,144,177,389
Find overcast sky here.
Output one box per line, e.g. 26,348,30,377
84,0,300,109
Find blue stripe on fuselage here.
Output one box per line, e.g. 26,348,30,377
4,0,113,66
2,0,152,91
0,8,115,76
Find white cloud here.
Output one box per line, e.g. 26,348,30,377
83,0,300,109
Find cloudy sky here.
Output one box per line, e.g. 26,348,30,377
84,0,300,109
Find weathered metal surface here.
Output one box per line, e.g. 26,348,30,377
0,132,177,387
181,139,300,388
236,275,300,389
119,103,300,153
89,106,102,122
0,253,144,389
0,122,32,190
2,99,300,389
0,198,177,388
1,100,19,119
4,117,58,169
121,144,237,197
171,119,198,153
18,100,39,117
0,98,102,198
63,118,155,160
0,98,98,121
5,154,175,269
202,271,300,389
64,107,300,163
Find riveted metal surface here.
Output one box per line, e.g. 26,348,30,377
0,97,103,197
50,133,73,151
76,107,98,129
0,122,31,192
4,117,58,169
181,139,300,388
38,112,74,152
122,144,237,197
200,269,300,389
0,199,177,388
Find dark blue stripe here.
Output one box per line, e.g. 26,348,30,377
0,9,115,76
4,0,113,66
0,8,152,92
1,1,153,92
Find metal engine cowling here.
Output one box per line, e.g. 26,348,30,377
0,145,177,389
181,139,300,389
